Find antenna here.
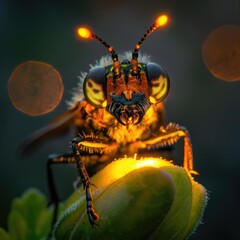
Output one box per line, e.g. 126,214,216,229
77,27,118,62
132,14,169,60
76,15,169,76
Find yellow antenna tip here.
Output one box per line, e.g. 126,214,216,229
77,27,92,39
155,14,169,27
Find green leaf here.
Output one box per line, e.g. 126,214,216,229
8,211,28,240
0,228,10,240
1,188,52,240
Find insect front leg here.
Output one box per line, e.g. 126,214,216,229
138,123,198,175
71,136,111,226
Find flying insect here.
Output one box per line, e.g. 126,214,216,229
21,14,197,229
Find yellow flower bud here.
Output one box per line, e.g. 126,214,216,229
53,157,207,240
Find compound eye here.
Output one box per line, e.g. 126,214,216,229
83,66,107,108
147,62,170,104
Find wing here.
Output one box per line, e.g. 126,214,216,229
19,101,84,156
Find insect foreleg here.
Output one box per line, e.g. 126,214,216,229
139,123,198,175
72,136,110,226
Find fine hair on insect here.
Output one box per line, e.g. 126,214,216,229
20,14,198,237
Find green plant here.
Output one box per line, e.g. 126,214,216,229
0,158,207,240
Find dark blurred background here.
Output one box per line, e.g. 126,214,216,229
1,0,240,239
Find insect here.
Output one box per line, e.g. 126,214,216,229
21,14,197,230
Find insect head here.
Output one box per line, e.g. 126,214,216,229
78,15,170,125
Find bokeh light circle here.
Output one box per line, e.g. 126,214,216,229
8,61,64,116
202,25,240,82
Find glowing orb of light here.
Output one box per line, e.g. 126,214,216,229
202,25,240,82
155,14,169,27
77,27,92,39
8,61,64,116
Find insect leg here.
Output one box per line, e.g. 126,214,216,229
71,136,110,226
47,152,75,228
140,123,198,174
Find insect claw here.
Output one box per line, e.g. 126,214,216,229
87,205,100,226
190,170,199,175
89,211,100,226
